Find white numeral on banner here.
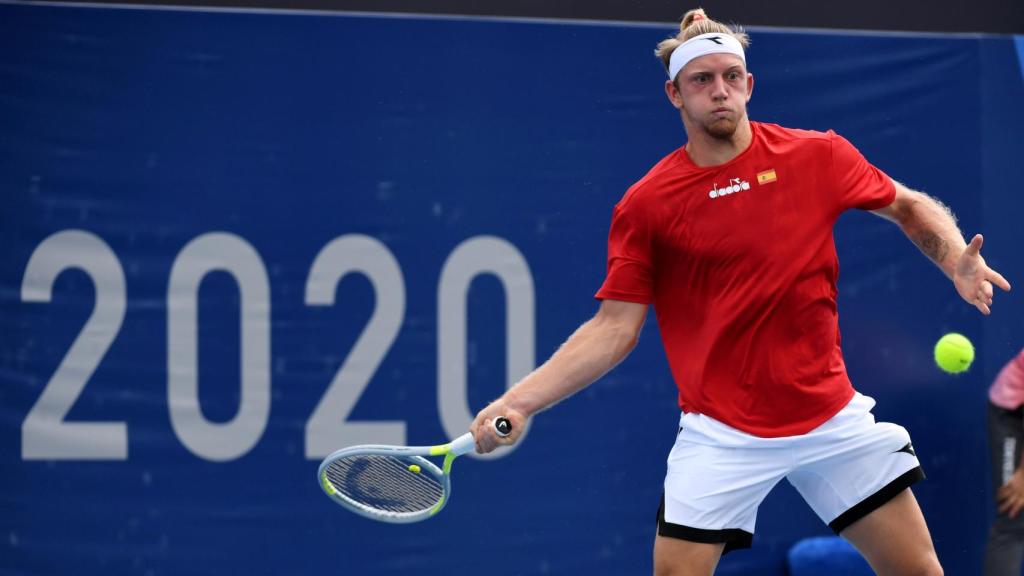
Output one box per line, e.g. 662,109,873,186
304,235,406,458
20,230,128,460
438,236,535,459
21,230,534,461
167,233,271,462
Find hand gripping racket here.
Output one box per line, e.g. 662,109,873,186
318,417,512,523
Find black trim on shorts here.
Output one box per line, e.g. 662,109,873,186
656,495,754,555
828,466,926,534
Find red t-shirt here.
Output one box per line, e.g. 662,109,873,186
595,122,896,437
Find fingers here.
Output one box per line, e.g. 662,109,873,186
473,418,503,454
988,269,1012,292
471,408,525,454
981,280,994,301
963,234,983,258
976,300,991,316
475,420,514,453
470,412,499,454
476,418,497,454
997,485,1024,519
998,494,1018,517
975,280,994,313
964,234,983,257
960,232,1010,290
962,232,1010,292
964,267,1011,315
972,271,1010,314
1011,498,1024,520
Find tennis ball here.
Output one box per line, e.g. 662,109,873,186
408,464,421,474
934,333,974,374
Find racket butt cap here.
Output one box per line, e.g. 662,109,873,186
494,417,512,437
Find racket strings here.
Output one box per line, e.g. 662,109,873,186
325,455,444,513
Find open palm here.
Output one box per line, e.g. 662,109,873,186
953,234,1011,315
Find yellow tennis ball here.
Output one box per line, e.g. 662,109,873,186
408,464,421,474
934,333,974,374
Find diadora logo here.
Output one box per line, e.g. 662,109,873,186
708,177,750,199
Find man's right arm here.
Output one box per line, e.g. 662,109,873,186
470,299,648,453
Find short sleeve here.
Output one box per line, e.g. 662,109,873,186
594,201,654,304
830,131,896,211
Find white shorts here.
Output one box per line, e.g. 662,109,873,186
658,393,924,554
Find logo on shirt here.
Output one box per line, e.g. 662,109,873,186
708,177,750,199
893,442,917,457
757,169,778,185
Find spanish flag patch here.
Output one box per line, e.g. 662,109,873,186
757,169,777,185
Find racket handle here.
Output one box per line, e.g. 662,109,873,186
450,417,513,456
494,417,512,438
449,432,477,456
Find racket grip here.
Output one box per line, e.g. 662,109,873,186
449,432,477,456
494,417,512,438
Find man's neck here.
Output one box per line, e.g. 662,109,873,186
684,120,754,168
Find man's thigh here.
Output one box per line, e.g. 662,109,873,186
661,436,787,554
840,488,942,576
653,534,723,576
787,417,924,533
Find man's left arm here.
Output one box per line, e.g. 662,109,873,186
871,180,1011,315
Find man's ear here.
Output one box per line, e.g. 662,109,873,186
665,79,684,110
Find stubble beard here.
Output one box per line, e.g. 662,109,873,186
706,117,739,139
682,101,747,141
704,107,746,140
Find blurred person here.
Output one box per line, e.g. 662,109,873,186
986,347,1024,576
471,7,1011,576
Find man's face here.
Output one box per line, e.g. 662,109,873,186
666,53,753,140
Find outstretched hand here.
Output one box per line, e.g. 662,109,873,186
953,234,1011,315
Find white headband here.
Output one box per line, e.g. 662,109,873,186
668,32,746,81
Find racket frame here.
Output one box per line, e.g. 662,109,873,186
318,432,475,523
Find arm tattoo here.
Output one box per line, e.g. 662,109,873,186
902,190,958,265
912,230,950,263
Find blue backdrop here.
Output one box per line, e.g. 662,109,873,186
1,4,1022,575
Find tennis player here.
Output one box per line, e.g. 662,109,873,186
471,8,1011,575
986,347,1024,576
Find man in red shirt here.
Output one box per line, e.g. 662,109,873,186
471,8,1011,576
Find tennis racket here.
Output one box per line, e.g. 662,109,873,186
317,417,512,523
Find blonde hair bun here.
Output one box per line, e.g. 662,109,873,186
655,7,750,75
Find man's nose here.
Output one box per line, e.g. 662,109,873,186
711,76,729,99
